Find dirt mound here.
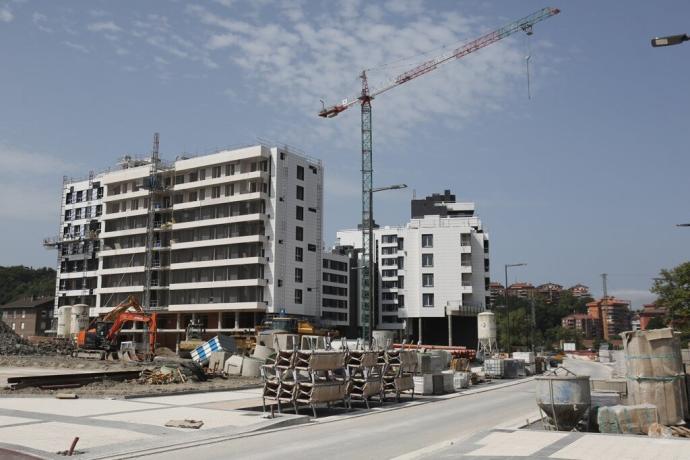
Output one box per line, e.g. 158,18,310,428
0,319,39,355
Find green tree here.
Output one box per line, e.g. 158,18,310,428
651,262,690,334
646,316,667,330
0,266,55,305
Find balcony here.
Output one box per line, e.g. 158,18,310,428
102,189,149,203
173,191,266,211
169,256,264,271
170,234,265,251
168,278,267,291
173,170,268,191
172,213,264,231
167,301,267,312
101,208,148,220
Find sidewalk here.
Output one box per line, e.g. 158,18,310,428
0,388,307,459
405,427,690,459
0,378,533,458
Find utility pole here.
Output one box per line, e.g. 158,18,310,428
601,273,608,299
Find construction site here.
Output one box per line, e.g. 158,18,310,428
4,3,690,460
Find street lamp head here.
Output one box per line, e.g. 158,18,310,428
651,34,689,47
676,223,690,227
506,263,527,268
372,183,408,193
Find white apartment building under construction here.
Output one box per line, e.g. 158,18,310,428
47,141,323,348
336,190,490,347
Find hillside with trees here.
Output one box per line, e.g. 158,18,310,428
0,266,55,305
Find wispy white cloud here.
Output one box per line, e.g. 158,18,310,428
186,2,536,147
32,12,51,32
63,40,89,54
0,6,13,22
87,20,121,33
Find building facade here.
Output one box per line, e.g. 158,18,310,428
336,191,490,346
586,297,632,341
0,297,54,338
48,144,323,347
561,313,597,339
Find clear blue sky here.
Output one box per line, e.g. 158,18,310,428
1,0,689,307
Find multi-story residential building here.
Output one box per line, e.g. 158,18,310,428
506,282,535,300
568,283,591,298
561,313,597,339
0,296,54,338
321,247,355,336
586,297,631,341
488,282,505,306
48,143,323,348
336,190,490,347
537,282,563,304
44,175,103,313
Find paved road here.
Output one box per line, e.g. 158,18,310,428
560,358,613,379
139,380,538,460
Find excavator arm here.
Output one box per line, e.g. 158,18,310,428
105,312,158,354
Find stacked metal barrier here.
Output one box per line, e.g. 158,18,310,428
261,349,348,417
383,349,417,401
347,350,383,408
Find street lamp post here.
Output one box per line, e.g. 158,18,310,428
363,183,407,345
504,262,527,354
651,34,689,48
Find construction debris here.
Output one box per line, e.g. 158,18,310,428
138,366,187,385
598,404,658,435
164,419,204,429
0,319,39,355
55,393,78,399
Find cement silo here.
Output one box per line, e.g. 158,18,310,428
56,306,72,338
477,311,498,360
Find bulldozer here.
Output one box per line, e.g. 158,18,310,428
75,295,157,360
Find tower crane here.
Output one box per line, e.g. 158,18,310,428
318,7,560,343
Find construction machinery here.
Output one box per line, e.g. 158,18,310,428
178,318,207,358
75,295,157,360
319,7,561,343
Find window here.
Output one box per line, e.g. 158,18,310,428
85,207,91,218
225,184,235,196
296,226,303,241
131,199,139,210
296,185,304,200
295,247,303,262
296,206,304,221
423,293,434,307
75,208,82,219
382,235,396,244
189,172,198,182
65,209,72,221
212,166,221,178
212,186,221,199
295,289,303,304
20,322,25,330
308,207,317,213
398,276,404,289
228,164,236,176
397,256,405,269
199,169,206,180
382,269,397,278
96,205,102,216
422,234,433,248
295,268,303,283
278,279,283,287
423,274,434,287
199,189,205,200
21,310,26,318
189,191,197,202
297,165,304,180
422,254,434,267
308,244,316,252
398,295,405,307
397,238,404,250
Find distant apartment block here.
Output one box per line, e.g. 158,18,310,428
638,303,667,330
536,282,563,304
506,282,535,300
47,143,323,348
568,283,591,298
561,313,597,340
586,297,632,341
337,190,490,347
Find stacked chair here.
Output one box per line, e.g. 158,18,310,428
382,349,417,402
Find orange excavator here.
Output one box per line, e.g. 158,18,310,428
76,295,157,359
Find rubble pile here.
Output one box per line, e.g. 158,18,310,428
0,320,38,355
138,366,187,385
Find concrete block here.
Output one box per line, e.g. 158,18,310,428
590,378,627,395
413,375,433,395
432,374,444,394
441,371,454,393
208,351,228,372
253,345,275,361
241,357,263,377
223,355,244,376
453,371,470,389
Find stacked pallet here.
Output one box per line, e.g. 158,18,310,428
347,350,383,409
